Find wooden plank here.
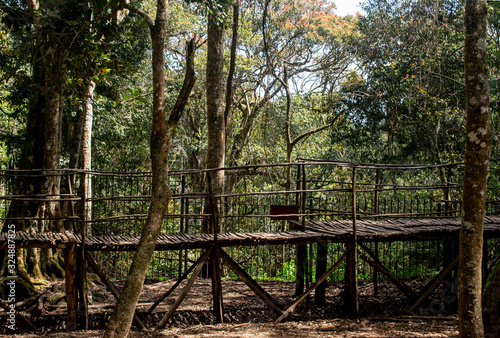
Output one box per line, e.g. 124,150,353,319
409,257,459,312
276,253,345,323
156,248,212,329
220,248,284,315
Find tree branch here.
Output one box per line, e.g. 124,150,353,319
122,3,154,27
224,2,239,131
168,38,197,128
290,110,345,148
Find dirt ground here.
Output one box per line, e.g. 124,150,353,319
1,278,458,337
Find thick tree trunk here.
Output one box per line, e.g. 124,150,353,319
459,1,491,337
204,7,227,233
3,14,69,280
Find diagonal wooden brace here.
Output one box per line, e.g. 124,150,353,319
156,248,212,329
359,242,420,301
276,253,345,323
220,248,284,315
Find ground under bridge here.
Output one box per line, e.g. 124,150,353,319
1,160,500,331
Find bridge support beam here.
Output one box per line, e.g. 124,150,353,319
344,239,359,318
295,244,308,296
64,242,78,331
315,240,328,306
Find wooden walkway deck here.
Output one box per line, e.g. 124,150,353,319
2,216,500,250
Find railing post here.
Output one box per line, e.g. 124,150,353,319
373,169,381,296
295,164,307,296
445,166,452,214
178,175,186,278
302,165,313,286
207,171,223,323
77,171,88,329
315,181,327,305
65,240,78,331
443,166,455,282
344,166,359,317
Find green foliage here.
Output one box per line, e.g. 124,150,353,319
276,259,296,281
333,0,468,164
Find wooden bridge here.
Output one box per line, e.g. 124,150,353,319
4,216,500,251
1,160,500,331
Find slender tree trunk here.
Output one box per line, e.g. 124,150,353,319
104,2,196,336
103,4,170,337
224,2,239,137
81,79,95,226
459,1,491,337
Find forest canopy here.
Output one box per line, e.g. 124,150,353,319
0,0,498,170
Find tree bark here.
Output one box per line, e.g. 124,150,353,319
103,1,196,336
459,1,491,337
224,3,239,135
81,79,95,226
204,4,227,233
3,1,70,280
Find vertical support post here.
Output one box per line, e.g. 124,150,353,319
302,165,313,286
178,175,186,278
483,236,489,287
301,164,307,230
77,171,88,329
184,189,189,269
295,164,307,296
315,240,328,306
344,166,359,317
207,171,223,323
373,169,380,296
442,167,459,293
445,166,452,214
65,241,78,331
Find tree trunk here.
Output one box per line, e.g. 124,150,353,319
459,1,491,337
204,5,227,233
81,79,96,227
3,8,70,280
103,4,169,337
103,2,196,336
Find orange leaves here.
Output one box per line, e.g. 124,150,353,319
269,0,356,42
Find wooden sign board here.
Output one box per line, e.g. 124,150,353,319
270,205,299,221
